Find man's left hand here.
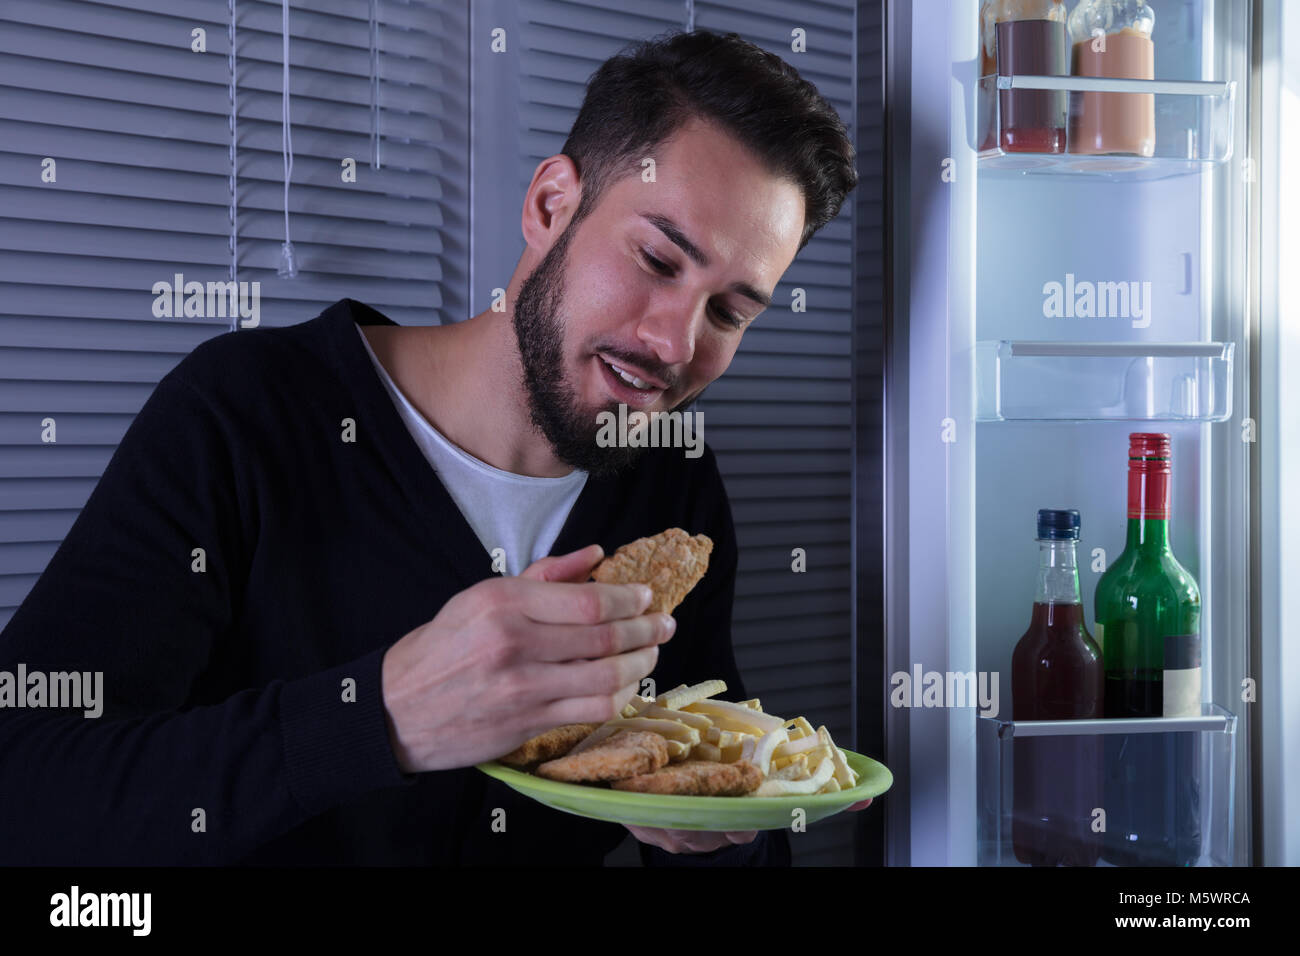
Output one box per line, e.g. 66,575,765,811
623,798,872,854
624,825,757,854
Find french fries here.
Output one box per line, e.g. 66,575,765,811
694,742,722,762
753,757,836,796
752,728,789,775
657,680,727,710
642,704,712,731
682,699,785,734
621,695,655,719
598,717,700,745
561,680,860,796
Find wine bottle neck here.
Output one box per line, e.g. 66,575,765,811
1035,539,1082,604
1126,516,1170,554
1126,460,1172,555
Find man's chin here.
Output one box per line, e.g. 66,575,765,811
555,440,648,479
550,395,705,477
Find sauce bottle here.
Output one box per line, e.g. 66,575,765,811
1068,0,1156,156
993,0,1069,153
1011,508,1104,866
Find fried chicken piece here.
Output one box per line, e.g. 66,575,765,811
536,731,669,783
592,528,713,615
498,723,602,769
610,759,764,796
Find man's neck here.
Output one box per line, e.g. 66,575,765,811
362,310,575,479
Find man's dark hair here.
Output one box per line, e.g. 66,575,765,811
560,29,857,253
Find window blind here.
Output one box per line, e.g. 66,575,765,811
0,0,469,627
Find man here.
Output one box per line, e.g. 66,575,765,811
0,29,857,865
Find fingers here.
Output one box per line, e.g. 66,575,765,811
541,679,643,727
512,578,653,625
624,826,755,854
522,645,661,707
526,612,675,663
519,544,604,583
623,825,674,852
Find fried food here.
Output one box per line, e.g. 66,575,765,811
611,759,764,796
753,757,835,796
504,680,862,800
536,731,669,783
498,723,602,769
592,528,713,614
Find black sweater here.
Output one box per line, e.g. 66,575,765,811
0,298,789,867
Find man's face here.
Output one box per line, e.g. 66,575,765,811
513,118,804,476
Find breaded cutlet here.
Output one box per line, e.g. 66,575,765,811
498,723,602,769
535,731,669,783
610,759,763,796
592,528,713,615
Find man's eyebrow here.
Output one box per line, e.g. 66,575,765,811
637,211,773,311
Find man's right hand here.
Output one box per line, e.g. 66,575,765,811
379,544,674,774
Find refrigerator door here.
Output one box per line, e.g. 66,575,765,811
1257,0,1300,867
885,0,980,866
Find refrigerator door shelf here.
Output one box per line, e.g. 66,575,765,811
983,702,1238,739
976,704,1238,867
976,74,1236,179
975,340,1234,422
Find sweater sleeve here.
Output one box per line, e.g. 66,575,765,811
637,444,792,868
0,370,411,865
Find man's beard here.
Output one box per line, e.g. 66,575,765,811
512,218,687,479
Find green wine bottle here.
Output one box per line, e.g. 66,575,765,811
1095,432,1202,866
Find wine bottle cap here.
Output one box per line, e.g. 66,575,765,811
1036,508,1080,539
1126,434,1173,518
1129,432,1171,463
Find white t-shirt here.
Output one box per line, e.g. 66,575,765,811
356,324,587,576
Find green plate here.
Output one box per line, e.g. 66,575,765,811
476,749,892,831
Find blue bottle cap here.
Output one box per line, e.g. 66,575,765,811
1037,509,1080,540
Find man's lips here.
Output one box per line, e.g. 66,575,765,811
594,355,666,409
598,353,667,390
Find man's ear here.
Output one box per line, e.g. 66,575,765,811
521,154,582,254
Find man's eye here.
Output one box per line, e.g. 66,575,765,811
641,250,744,330
712,305,744,330
641,251,673,275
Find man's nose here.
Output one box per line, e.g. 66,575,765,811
636,299,700,367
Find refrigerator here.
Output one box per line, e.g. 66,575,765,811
878,0,1298,866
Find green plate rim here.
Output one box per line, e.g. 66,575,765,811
475,747,892,816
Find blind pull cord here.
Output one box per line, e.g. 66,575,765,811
277,0,297,278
